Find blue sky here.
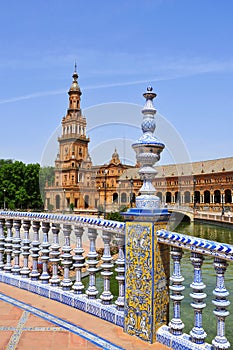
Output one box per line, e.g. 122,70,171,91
0,1,233,165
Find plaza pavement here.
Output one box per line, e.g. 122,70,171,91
0,283,169,350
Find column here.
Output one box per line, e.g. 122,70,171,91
20,220,31,278
72,226,85,294
0,219,5,270
86,228,98,299
115,232,125,310
169,246,185,336
4,219,13,272
100,230,113,304
49,223,61,287
212,258,230,349
12,220,22,275
60,224,73,291
189,252,207,344
30,221,41,281
40,222,51,284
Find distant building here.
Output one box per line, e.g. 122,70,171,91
44,69,233,213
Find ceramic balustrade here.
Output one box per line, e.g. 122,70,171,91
157,229,232,350
0,211,233,349
0,211,125,327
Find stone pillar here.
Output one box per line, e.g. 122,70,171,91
123,209,170,343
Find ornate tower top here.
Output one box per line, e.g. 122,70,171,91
132,86,165,209
110,148,121,165
69,64,81,94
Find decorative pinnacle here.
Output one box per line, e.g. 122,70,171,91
142,86,157,117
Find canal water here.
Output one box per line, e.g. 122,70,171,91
83,221,233,346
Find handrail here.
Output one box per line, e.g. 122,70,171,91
0,211,125,233
157,229,233,262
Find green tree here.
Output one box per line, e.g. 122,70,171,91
0,159,43,211
39,166,55,202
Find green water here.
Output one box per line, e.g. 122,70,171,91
83,222,233,346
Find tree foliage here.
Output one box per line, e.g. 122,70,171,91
0,159,44,210
39,166,55,202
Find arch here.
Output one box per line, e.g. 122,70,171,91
195,191,200,204
84,195,89,209
131,193,136,203
55,195,60,209
225,189,232,204
184,191,190,203
166,192,172,203
175,191,180,203
214,190,221,204
157,192,162,202
204,190,210,204
121,192,127,203
113,192,118,203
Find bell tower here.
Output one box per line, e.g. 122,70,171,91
50,66,92,210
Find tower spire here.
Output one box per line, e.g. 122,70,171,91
68,66,82,110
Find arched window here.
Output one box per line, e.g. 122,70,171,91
225,189,232,204
157,192,162,202
113,193,118,203
214,190,221,204
166,192,172,203
121,192,127,203
194,191,200,204
184,191,190,203
175,191,180,203
204,190,210,203
55,195,60,209
131,193,136,203
84,195,89,209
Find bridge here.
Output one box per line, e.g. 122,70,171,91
0,210,232,349
166,205,194,222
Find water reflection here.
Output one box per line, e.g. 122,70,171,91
176,221,233,245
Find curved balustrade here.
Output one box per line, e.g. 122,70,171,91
157,229,233,350
0,211,233,349
0,211,125,327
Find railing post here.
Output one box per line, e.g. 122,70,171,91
115,232,125,310
123,212,170,343
189,252,207,344
86,227,98,299
60,224,73,291
100,229,113,304
72,225,85,294
30,221,41,281
12,219,22,275
4,219,13,272
169,246,185,336
40,222,51,284
0,218,5,270
212,258,230,350
49,223,61,287
20,220,31,278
